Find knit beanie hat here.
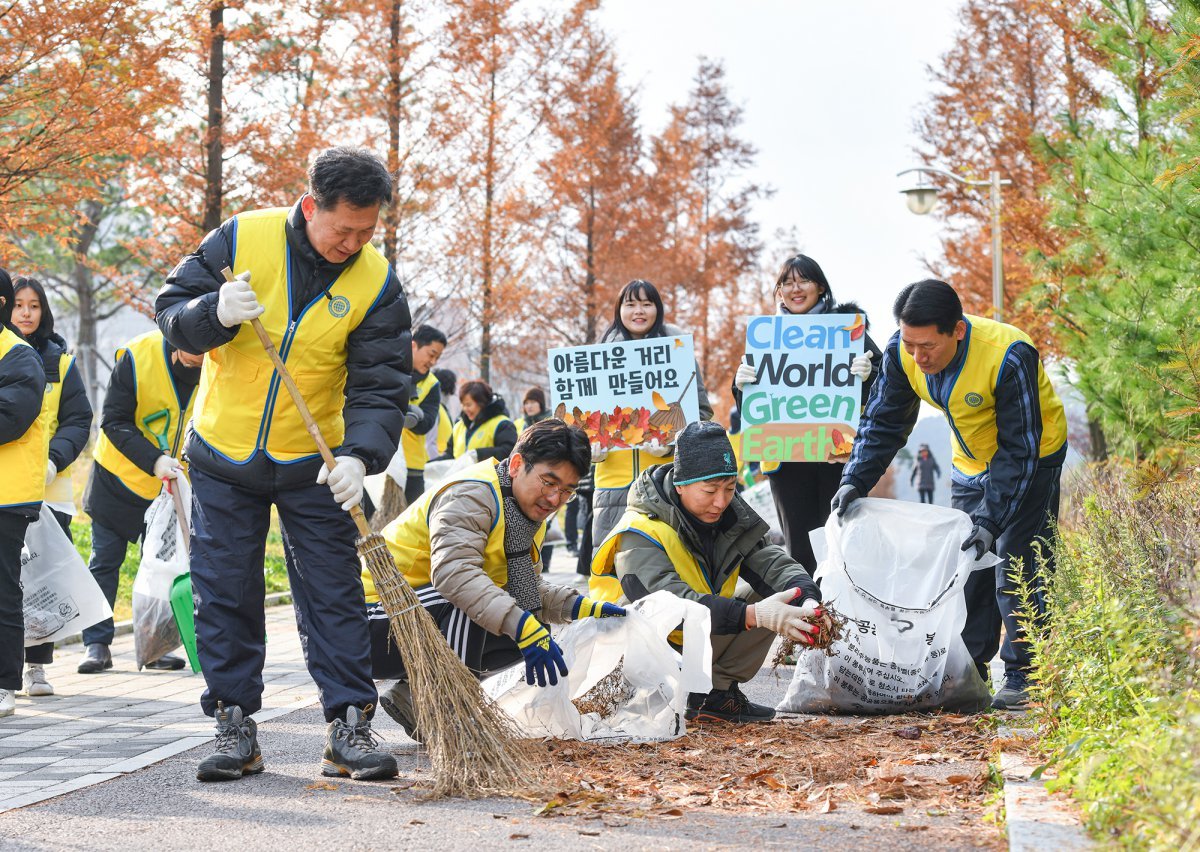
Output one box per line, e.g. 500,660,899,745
524,386,546,410
673,421,738,485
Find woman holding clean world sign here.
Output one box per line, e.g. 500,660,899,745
733,254,881,571
590,280,714,561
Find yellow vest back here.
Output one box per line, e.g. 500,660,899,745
192,207,391,464
451,414,510,457
594,448,668,491
39,352,77,504
437,405,452,455
366,459,545,603
0,327,46,509
900,315,1067,477
400,372,438,472
93,331,194,500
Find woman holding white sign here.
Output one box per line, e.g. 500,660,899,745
590,280,713,562
734,255,881,572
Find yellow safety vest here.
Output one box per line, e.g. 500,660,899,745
400,372,438,473
594,448,667,492
451,414,510,458
192,207,391,464
365,458,545,603
38,352,77,505
0,327,46,509
93,331,194,500
437,404,452,455
900,315,1067,478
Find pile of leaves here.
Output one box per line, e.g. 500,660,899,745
532,715,1000,827
571,662,634,719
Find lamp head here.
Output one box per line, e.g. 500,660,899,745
901,184,940,215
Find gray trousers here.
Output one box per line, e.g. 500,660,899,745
710,625,777,690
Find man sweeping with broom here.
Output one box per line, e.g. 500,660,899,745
156,147,411,782
371,418,626,740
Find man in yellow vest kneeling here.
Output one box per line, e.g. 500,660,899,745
591,421,824,724
369,419,625,739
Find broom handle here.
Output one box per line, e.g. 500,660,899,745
673,370,697,405
167,479,191,551
220,267,372,538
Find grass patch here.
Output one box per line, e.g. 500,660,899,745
1022,466,1200,850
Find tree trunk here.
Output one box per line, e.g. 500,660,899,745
203,1,225,232
479,59,497,384
584,184,597,344
72,199,104,409
1087,414,1109,463
383,0,402,266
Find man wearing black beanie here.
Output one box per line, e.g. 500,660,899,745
590,421,824,723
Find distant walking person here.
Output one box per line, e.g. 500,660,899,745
910,444,941,504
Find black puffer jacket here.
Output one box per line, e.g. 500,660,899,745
32,332,93,474
154,201,412,487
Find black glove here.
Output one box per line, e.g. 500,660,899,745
961,523,996,561
829,484,861,522
403,404,423,431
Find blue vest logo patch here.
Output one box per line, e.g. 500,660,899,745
329,295,351,318
964,392,984,408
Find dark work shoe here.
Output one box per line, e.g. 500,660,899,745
685,691,707,719
145,653,186,671
688,683,776,724
77,643,113,674
196,703,264,782
991,673,1030,710
379,680,422,743
322,705,398,781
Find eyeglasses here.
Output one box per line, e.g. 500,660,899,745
538,474,578,502
779,278,815,292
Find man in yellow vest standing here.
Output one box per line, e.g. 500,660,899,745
78,328,200,674
371,419,624,739
831,280,1067,711
0,270,47,718
400,325,447,503
156,147,411,782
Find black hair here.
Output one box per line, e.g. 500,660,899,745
604,279,667,340
413,324,448,348
0,268,13,328
434,368,457,397
11,277,54,341
774,254,834,312
513,418,591,478
459,379,493,410
893,279,963,335
308,147,394,210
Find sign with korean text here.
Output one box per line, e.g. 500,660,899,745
547,336,701,450
739,313,865,463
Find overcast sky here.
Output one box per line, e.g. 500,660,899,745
597,0,964,343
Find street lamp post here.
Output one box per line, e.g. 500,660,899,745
897,166,1013,323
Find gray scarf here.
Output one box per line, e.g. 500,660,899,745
494,459,543,614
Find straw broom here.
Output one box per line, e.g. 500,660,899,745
221,268,537,797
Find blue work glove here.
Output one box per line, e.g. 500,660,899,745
516,612,569,687
830,484,861,522
571,596,627,619
961,523,996,561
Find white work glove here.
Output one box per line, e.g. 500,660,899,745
642,439,673,458
153,456,183,480
850,350,875,381
734,359,758,391
590,442,608,464
317,455,367,511
45,460,58,486
216,270,264,328
752,588,819,642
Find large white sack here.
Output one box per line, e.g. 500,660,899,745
22,504,112,646
780,498,998,715
132,478,191,668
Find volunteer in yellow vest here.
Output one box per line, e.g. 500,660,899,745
371,419,624,740
590,280,714,563
10,278,94,696
0,270,47,719
78,327,198,676
438,379,517,462
832,280,1068,712
432,368,456,457
399,324,447,503
156,147,412,783
591,421,822,724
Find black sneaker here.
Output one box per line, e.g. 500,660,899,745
196,703,264,782
687,684,776,724
379,680,423,743
77,643,112,674
322,705,398,781
991,673,1029,710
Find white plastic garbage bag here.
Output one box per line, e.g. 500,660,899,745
21,504,113,646
421,451,478,497
132,478,190,669
741,480,783,541
483,590,713,742
779,498,999,715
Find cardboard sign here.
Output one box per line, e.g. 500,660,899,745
548,336,700,450
739,313,865,463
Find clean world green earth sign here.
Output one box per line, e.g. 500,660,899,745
740,313,865,463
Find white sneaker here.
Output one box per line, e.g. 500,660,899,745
0,688,15,717
24,664,54,697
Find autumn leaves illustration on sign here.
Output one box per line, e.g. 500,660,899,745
554,371,697,450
